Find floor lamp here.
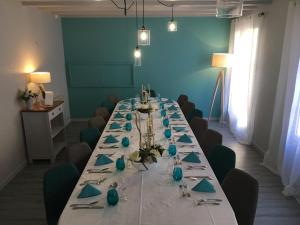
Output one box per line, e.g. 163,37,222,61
208,53,232,123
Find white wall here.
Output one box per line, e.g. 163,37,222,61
0,0,70,189
252,0,290,153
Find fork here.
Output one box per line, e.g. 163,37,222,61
79,178,107,186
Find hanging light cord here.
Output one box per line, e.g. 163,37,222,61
110,0,134,16
142,0,145,27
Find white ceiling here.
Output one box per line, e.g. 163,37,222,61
21,0,272,17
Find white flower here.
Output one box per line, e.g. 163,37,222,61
129,151,141,162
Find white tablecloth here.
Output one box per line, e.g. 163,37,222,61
58,98,238,225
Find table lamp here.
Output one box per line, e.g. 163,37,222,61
30,72,53,106
208,53,232,122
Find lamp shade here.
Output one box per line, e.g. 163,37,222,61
30,72,51,84
211,53,233,68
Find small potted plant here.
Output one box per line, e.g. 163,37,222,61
18,88,38,110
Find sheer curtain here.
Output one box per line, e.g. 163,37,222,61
227,15,263,144
263,1,300,202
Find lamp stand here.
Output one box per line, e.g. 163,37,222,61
208,69,225,123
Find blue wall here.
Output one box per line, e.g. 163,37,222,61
62,17,230,118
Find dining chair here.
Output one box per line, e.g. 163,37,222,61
43,163,79,225
67,142,92,174
181,101,195,118
177,94,188,108
88,116,106,133
187,108,203,123
199,129,222,157
208,145,236,183
80,127,101,150
108,95,120,106
190,117,208,144
222,168,259,225
150,89,157,97
95,107,110,122
101,98,115,113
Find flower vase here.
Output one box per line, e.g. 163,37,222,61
26,98,34,110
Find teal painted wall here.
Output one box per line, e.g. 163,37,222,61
62,17,230,118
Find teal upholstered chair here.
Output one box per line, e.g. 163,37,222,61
208,145,236,184
43,163,79,225
190,117,208,144
80,127,101,150
187,108,203,123
181,101,195,118
199,129,222,156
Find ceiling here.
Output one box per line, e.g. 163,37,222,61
21,0,273,17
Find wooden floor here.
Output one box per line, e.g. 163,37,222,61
0,121,300,225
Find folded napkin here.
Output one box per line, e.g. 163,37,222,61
182,152,201,163
165,99,174,103
192,179,216,193
173,127,186,132
177,134,193,143
95,154,114,166
168,105,178,111
114,112,124,119
110,122,121,130
119,105,128,110
104,135,119,144
170,112,181,119
78,184,101,198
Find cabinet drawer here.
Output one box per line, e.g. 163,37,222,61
48,104,63,120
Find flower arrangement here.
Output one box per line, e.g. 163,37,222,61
18,88,38,102
129,144,165,170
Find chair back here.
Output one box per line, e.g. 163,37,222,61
177,94,188,108
222,168,258,225
190,117,208,144
181,101,195,118
187,108,203,123
67,142,92,174
88,116,106,133
43,163,79,225
150,89,156,97
80,127,101,150
208,145,236,183
200,129,222,156
95,107,110,122
101,99,115,113
108,95,120,105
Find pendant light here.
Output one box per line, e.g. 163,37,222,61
138,0,150,46
168,5,177,32
134,0,141,66
216,0,243,18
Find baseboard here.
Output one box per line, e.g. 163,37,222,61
0,160,27,191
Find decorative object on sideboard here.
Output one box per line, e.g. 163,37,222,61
30,71,53,106
18,87,38,110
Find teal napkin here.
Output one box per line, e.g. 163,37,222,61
173,127,186,132
182,152,201,163
114,112,124,119
192,179,215,193
95,154,114,166
104,135,119,144
177,134,193,143
168,105,178,111
119,105,128,110
78,184,101,198
110,122,121,130
170,112,181,119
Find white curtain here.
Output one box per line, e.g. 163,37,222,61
227,15,264,144
263,1,300,202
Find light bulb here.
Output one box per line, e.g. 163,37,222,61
168,20,177,32
134,47,141,58
140,31,147,41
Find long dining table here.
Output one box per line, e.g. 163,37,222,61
58,97,238,225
